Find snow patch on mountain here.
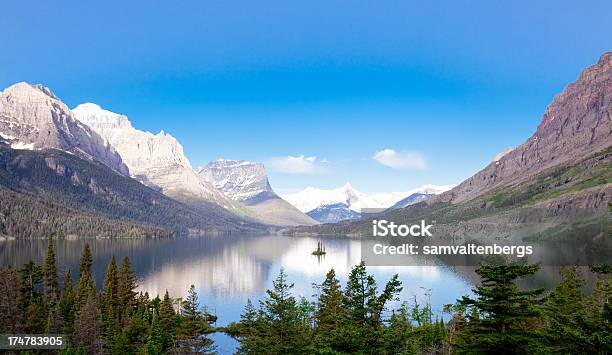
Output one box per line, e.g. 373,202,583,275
493,147,514,162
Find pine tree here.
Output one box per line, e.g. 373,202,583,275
313,269,347,351
542,266,589,352
342,261,380,351
45,302,64,333
240,299,258,331
146,308,165,355
236,299,266,354
60,269,76,339
260,268,311,354
119,301,151,353
588,265,612,353
181,284,200,321
0,266,24,332
19,260,42,312
74,292,103,355
26,296,47,333
75,244,95,311
375,273,402,323
384,303,417,353
102,256,120,352
178,284,217,352
455,262,544,354
118,256,138,325
43,235,59,304
19,260,46,333
343,262,377,324
159,290,177,351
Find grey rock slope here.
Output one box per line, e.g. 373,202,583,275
0,83,128,174
198,159,318,226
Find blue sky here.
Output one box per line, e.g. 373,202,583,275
1,1,610,193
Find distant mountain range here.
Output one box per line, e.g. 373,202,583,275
282,183,454,223
293,52,612,240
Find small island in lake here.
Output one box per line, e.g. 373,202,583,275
312,241,327,256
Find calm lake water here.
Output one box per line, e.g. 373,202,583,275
0,234,546,354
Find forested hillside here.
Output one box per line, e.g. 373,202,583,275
0,144,266,238
0,185,171,238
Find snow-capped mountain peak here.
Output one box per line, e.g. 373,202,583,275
73,103,133,130
282,183,456,215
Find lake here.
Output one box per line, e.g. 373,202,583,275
0,234,532,353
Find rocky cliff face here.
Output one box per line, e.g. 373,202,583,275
444,52,612,203
0,83,129,174
197,159,318,226
197,159,274,203
72,103,241,211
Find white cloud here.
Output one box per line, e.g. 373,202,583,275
268,155,325,174
372,148,426,170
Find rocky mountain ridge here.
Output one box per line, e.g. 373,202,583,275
442,52,612,204
0,83,128,175
72,103,243,212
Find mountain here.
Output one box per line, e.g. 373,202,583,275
197,159,317,226
197,159,275,202
293,52,612,239
282,183,454,223
72,103,245,213
306,203,362,224
0,142,265,238
442,52,612,204
0,83,128,174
